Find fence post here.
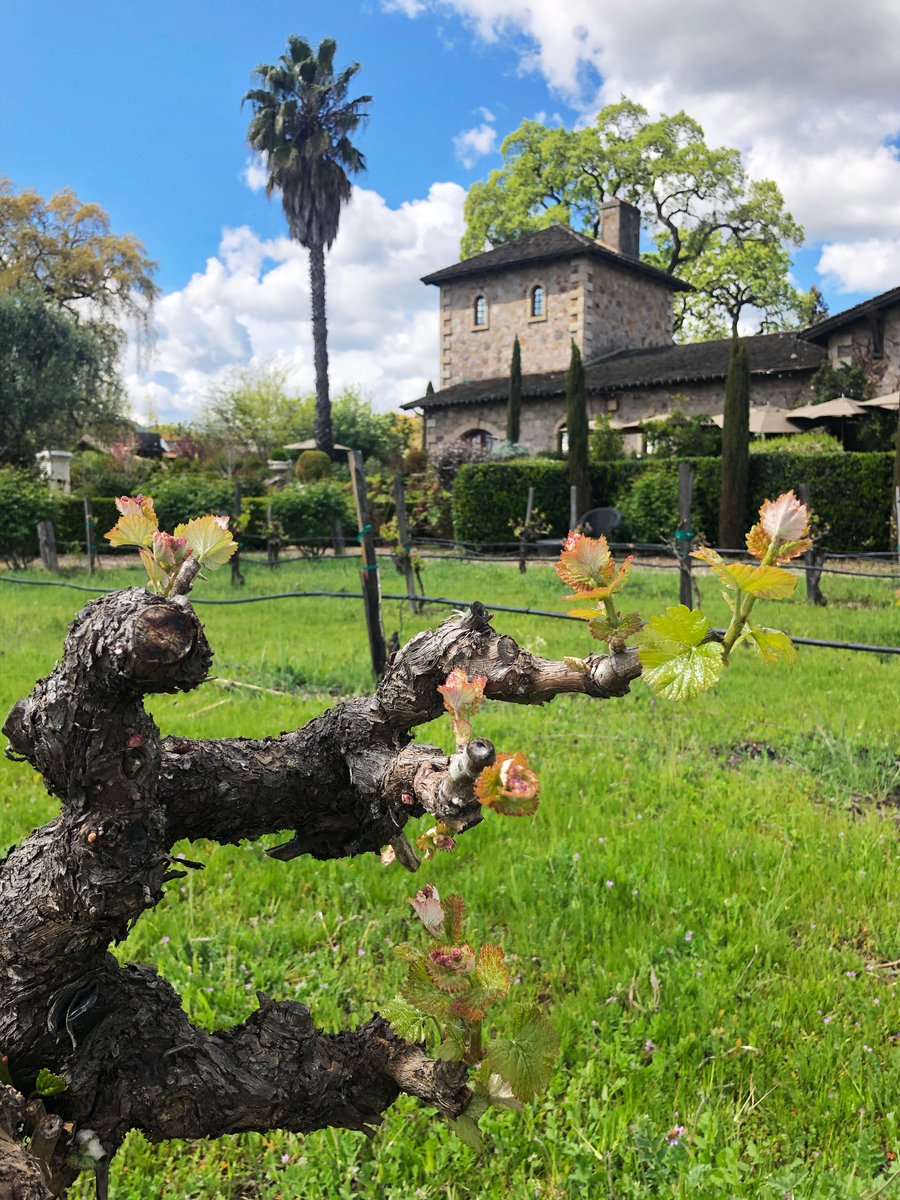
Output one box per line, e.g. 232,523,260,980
231,482,245,587
266,501,280,569
676,462,694,608
349,450,387,678
798,482,826,605
894,484,900,563
393,474,419,612
37,521,59,572
83,497,95,575
331,517,345,557
570,485,578,531
519,486,535,575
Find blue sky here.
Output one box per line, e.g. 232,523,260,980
3,0,900,419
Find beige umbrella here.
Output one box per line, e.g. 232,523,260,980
284,439,353,451
602,410,702,432
788,395,868,420
857,391,900,410
710,406,804,434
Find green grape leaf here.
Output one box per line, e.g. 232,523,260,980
380,996,429,1043
433,1020,470,1062
635,605,724,701
139,548,174,596
691,545,735,587
465,1087,491,1122
485,1072,525,1111
744,625,798,664
173,515,237,569
448,1113,484,1152
725,563,796,599
34,1068,67,1097
483,1008,559,1102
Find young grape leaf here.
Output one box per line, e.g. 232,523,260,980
173,515,237,569
483,1007,559,1102
400,958,456,1021
635,605,724,701
34,1068,67,1097
105,512,157,549
724,563,796,599
743,625,798,664
691,546,737,588
433,1021,470,1062
451,945,510,1019
485,1072,525,1111
425,945,476,993
380,996,430,1043
586,611,642,644
444,894,465,943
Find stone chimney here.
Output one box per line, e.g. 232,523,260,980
597,198,641,261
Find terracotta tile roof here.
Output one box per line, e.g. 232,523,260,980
420,224,691,292
402,333,825,411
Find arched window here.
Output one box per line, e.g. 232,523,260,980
473,295,487,326
462,428,495,450
531,285,545,318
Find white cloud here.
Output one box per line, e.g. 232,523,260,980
817,238,900,295
127,183,466,424
453,122,498,168
242,156,268,192
388,0,900,291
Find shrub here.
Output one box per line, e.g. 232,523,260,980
0,467,55,568
268,482,354,552
295,450,333,482
452,453,893,552
149,475,235,534
429,439,490,489
749,431,843,455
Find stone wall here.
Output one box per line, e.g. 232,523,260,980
426,371,817,453
439,255,675,388
823,306,900,394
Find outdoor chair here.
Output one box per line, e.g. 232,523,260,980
577,507,622,538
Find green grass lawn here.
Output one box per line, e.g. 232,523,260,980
1,552,898,1199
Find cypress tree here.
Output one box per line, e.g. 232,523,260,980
507,336,522,444
425,380,435,397
566,340,591,521
718,337,751,549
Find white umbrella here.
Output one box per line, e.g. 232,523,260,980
788,395,868,420
857,391,900,410
710,406,804,434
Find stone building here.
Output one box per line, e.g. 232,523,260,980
799,284,900,395
403,201,833,452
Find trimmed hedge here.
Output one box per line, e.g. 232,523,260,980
452,453,894,552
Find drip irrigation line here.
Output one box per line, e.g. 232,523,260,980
1,574,897,654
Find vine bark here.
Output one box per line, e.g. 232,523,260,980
0,592,639,1194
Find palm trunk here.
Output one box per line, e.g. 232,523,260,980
309,241,334,456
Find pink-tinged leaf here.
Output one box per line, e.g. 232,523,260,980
380,845,396,866
475,752,540,817
451,944,510,1019
150,530,190,570
173,515,237,569
444,894,465,942
425,944,476,992
106,512,158,549
567,606,602,620
408,885,444,938
724,562,796,599
437,668,487,747
564,555,632,601
555,532,615,593
114,495,157,523
760,491,809,544
746,522,770,560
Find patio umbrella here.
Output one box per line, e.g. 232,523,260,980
710,406,804,434
787,395,868,420
284,439,353,451
857,391,900,410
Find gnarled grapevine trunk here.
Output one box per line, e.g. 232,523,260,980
0,591,638,1194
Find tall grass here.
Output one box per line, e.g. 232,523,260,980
0,554,897,1198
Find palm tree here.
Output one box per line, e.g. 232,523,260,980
244,37,371,455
